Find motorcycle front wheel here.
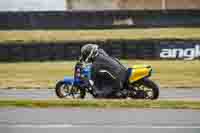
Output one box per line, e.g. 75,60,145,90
130,78,159,100
55,81,85,99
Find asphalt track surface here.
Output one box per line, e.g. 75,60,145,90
0,89,200,133
0,108,200,133
0,88,200,100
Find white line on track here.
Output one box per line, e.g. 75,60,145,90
1,124,200,129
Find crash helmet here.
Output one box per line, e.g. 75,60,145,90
80,44,99,63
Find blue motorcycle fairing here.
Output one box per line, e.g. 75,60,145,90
63,77,74,85
63,76,83,85
62,65,92,86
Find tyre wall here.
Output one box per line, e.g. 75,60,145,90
0,10,200,29
0,40,200,61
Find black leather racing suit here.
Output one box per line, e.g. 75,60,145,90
91,49,127,98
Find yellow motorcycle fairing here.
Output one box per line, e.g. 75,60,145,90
128,65,152,83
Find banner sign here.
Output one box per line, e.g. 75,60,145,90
158,41,200,60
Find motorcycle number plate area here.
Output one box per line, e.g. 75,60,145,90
82,65,91,80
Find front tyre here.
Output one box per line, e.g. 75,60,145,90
55,81,71,98
55,81,86,99
132,78,159,100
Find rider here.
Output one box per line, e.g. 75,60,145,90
80,43,127,98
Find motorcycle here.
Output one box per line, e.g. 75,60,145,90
55,61,159,99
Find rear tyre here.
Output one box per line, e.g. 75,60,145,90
131,78,159,100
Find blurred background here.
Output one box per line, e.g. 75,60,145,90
0,0,200,89
1,0,200,11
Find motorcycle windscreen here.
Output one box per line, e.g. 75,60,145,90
128,65,152,83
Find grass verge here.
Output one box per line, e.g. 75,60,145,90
1,28,200,43
0,60,200,89
0,99,200,109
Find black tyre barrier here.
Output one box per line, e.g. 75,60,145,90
24,45,40,61
1,39,200,62
0,45,9,61
0,10,200,29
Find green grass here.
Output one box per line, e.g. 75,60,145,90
0,60,200,89
0,99,200,109
0,28,200,43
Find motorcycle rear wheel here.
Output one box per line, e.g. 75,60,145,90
130,78,159,100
